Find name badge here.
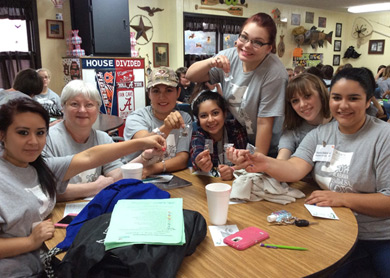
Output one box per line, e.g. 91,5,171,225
313,144,334,162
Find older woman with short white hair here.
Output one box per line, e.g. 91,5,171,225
44,80,161,201
43,80,119,201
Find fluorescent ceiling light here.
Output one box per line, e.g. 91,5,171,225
348,3,390,13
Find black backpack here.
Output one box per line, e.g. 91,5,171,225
55,210,207,278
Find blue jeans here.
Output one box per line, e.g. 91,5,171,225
374,88,382,99
383,101,390,119
331,239,390,278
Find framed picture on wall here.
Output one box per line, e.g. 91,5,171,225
46,20,64,39
333,55,340,66
291,14,301,26
318,17,327,28
335,23,342,37
368,40,385,54
334,40,341,52
153,42,169,67
305,12,314,24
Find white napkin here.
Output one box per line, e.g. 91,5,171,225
231,170,305,205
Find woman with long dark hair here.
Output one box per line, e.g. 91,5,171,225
0,98,164,277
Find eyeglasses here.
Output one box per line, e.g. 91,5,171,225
238,34,271,49
67,102,97,110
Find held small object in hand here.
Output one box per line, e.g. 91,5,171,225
179,124,190,138
152,127,165,137
224,72,233,82
224,143,234,166
224,143,234,152
205,139,214,154
246,143,257,155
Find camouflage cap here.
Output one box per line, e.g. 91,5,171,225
147,67,179,89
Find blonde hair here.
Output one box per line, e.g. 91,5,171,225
37,68,52,79
382,66,390,80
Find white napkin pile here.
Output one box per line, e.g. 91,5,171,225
231,169,305,205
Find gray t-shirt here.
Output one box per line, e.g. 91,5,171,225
209,47,288,157
377,77,390,93
0,89,30,106
278,121,318,154
33,88,62,117
0,156,72,277
123,106,192,162
293,115,390,240
44,121,123,184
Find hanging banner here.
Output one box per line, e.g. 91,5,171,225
116,69,135,119
78,57,145,119
95,70,115,115
115,59,145,119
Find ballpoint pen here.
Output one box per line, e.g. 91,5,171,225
260,243,308,251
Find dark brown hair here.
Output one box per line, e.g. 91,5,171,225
0,98,57,199
12,68,43,97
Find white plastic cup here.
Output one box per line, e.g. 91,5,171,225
205,183,232,225
121,163,143,180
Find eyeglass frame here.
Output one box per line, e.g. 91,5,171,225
238,33,271,49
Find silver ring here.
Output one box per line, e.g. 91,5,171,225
216,57,220,62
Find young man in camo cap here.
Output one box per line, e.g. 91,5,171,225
123,67,192,177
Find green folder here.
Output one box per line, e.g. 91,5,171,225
104,198,185,251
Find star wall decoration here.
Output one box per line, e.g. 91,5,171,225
130,15,153,42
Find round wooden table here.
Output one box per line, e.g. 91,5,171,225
46,169,358,277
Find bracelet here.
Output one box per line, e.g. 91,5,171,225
152,127,164,136
230,166,235,172
162,160,166,173
141,152,152,162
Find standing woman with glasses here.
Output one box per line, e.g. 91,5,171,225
187,13,288,157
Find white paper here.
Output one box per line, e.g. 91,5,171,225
313,144,335,162
208,225,239,246
304,204,339,220
63,202,89,217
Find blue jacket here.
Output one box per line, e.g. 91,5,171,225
57,179,170,250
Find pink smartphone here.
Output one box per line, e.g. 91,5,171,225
54,213,78,228
223,227,269,250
